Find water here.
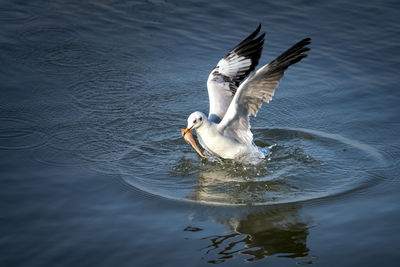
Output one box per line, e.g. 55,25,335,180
1,0,400,266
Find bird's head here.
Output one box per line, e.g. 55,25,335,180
184,111,207,134
181,111,208,158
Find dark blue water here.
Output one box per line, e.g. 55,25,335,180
1,0,400,266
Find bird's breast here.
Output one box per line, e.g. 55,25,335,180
196,125,245,159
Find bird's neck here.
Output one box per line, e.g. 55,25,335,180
196,119,215,137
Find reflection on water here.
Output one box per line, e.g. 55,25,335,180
183,153,315,263
188,205,312,264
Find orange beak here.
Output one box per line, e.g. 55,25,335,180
181,127,207,158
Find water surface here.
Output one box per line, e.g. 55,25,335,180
1,0,400,266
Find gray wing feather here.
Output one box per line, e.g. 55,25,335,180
218,38,311,144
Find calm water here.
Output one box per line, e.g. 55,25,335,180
1,0,400,266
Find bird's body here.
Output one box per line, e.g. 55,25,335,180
196,118,249,159
185,111,261,160
182,25,311,161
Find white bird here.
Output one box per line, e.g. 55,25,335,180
182,24,311,161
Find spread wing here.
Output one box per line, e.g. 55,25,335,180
207,24,265,122
217,38,311,144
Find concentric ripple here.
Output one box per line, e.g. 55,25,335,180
68,69,147,116
0,116,47,150
43,43,107,68
20,27,78,48
32,121,132,167
18,26,109,74
0,6,36,22
111,127,386,206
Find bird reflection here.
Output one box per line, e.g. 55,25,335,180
189,205,312,264
183,165,313,264
199,207,310,263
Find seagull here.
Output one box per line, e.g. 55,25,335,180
182,24,311,161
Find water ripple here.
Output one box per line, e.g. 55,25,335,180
20,26,78,48
17,25,110,75
103,127,388,206
32,122,131,167
0,115,47,150
68,69,147,116
41,43,107,69
0,6,36,22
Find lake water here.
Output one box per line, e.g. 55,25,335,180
1,0,400,266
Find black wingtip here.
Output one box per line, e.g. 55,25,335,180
253,24,262,36
280,38,311,57
256,23,262,32
272,37,311,71
235,24,264,49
